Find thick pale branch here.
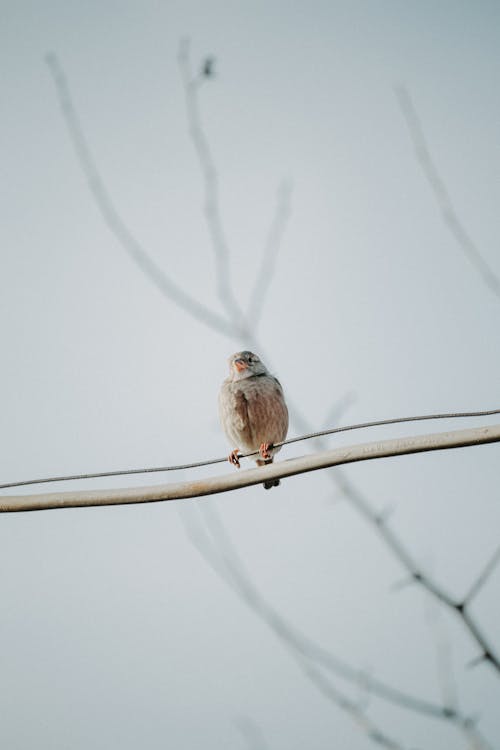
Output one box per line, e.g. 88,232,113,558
1,423,499,513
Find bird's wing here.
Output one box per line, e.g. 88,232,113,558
219,382,253,447
245,377,289,448
232,388,251,434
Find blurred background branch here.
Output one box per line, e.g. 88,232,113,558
178,39,248,333
395,86,500,301
182,504,409,750
235,716,271,750
247,179,293,326
182,502,493,750
45,52,234,338
463,544,500,606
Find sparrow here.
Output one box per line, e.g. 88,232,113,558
219,351,289,489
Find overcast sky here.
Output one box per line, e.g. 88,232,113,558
1,2,499,749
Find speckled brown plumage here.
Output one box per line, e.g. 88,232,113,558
219,351,289,489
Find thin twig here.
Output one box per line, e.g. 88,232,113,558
298,661,407,750
322,390,357,429
424,596,459,720
194,504,469,723
234,717,270,750
421,603,492,750
247,179,292,325
177,39,248,335
463,544,500,605
396,85,500,301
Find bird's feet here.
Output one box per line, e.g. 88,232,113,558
259,442,273,460
228,449,241,469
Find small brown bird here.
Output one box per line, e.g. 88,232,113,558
219,351,289,489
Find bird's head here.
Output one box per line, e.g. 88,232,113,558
228,351,268,380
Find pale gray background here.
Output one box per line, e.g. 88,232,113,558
1,1,499,749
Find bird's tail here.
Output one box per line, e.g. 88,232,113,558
263,478,280,490
256,458,280,490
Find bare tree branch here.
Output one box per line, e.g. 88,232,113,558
332,467,500,674
184,502,493,750
177,41,293,334
45,52,234,339
2,421,499,530
297,661,408,750
424,597,459,718
177,39,249,335
195,504,476,723
247,179,293,325
463,544,500,606
286,400,500,677
234,717,270,750
395,85,500,301
322,390,357,429
422,602,493,750
182,506,410,750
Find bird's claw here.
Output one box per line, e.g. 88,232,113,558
259,442,272,460
229,449,241,469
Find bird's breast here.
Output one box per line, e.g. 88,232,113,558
219,375,288,452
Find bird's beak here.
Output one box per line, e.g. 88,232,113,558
234,359,247,372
